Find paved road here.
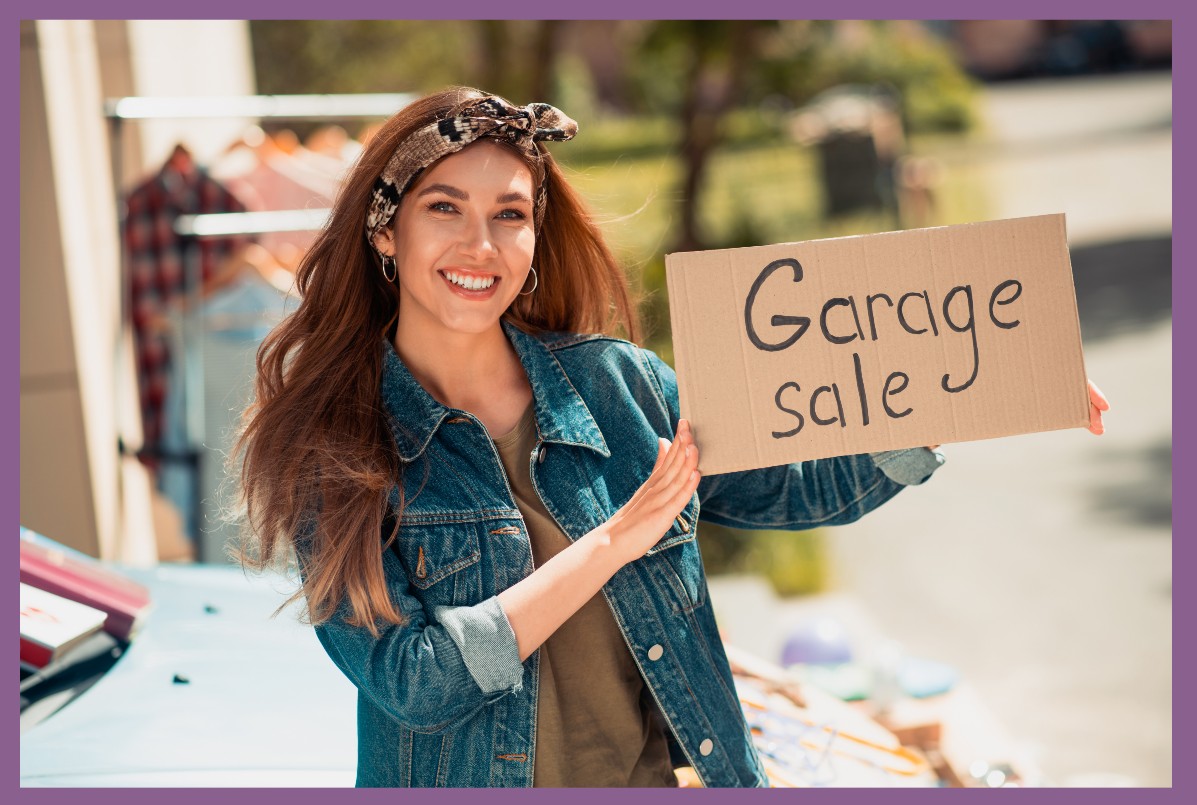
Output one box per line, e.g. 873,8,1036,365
712,72,1172,787
980,72,1172,246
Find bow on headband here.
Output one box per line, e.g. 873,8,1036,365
365,97,578,257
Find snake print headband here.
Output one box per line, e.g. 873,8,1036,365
364,97,578,261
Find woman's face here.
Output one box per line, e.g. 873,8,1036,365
375,140,537,340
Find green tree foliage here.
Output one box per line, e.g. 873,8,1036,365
773,21,978,132
251,21,564,108
621,22,777,251
623,20,975,133
250,21,473,95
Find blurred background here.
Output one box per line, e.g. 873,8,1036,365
20,19,1170,786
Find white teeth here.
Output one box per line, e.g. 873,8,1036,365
444,271,495,290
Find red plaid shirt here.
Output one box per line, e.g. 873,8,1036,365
124,162,248,465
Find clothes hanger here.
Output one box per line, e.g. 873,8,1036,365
201,242,296,302
221,125,267,156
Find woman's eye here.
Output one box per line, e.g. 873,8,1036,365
428,201,456,213
497,209,527,220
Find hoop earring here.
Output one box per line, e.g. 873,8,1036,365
380,254,397,283
519,266,538,296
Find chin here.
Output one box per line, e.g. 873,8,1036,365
439,311,507,336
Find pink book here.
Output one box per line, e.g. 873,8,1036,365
19,530,153,642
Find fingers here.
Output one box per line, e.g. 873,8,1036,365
669,461,702,508
1086,380,1108,435
611,422,703,563
627,433,678,508
657,423,700,515
630,422,699,515
656,420,697,491
651,437,669,473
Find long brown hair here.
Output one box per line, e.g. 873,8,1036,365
234,87,640,635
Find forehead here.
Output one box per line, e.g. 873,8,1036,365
415,140,534,194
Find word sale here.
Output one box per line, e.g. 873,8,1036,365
742,257,1024,438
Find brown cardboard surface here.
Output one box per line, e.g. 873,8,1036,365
665,214,1090,475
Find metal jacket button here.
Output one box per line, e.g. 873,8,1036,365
699,738,714,756
647,644,664,661
537,445,547,464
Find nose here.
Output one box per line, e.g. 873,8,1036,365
457,213,498,261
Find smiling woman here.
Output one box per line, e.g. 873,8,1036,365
231,87,947,788
376,142,537,343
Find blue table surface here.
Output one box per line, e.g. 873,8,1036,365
19,563,358,787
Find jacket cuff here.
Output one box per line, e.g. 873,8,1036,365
432,597,524,696
869,447,945,486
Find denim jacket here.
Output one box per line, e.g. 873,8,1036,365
312,320,942,788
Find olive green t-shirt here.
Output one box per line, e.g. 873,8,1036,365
492,403,676,788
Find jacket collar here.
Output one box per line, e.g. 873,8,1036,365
380,319,610,462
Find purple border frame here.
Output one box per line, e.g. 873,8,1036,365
10,1,1183,803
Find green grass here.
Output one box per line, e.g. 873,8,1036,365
561,132,992,268
698,522,830,598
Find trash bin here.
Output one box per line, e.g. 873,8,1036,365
817,131,885,216
791,85,903,220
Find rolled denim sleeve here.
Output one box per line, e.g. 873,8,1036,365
431,598,523,695
640,348,939,530
870,447,945,486
307,540,524,735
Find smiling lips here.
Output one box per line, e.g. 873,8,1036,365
439,269,500,298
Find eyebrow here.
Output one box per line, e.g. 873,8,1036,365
415,184,533,206
497,191,533,205
416,183,467,200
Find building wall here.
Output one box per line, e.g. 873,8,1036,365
97,20,256,188
20,20,255,561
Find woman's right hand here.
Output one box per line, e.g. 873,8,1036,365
604,419,701,566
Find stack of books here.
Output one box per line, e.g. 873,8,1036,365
19,528,154,718
19,528,153,642
20,584,109,671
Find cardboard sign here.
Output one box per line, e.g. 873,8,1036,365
665,214,1090,475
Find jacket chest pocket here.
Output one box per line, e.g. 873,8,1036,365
390,519,483,608
642,494,705,614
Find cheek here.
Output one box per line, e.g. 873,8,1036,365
506,227,537,264
394,221,440,268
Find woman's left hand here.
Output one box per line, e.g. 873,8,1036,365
1087,379,1110,435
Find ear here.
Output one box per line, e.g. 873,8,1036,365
372,225,396,258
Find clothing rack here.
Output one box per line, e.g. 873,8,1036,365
170,211,319,554
173,208,333,237
107,93,413,561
